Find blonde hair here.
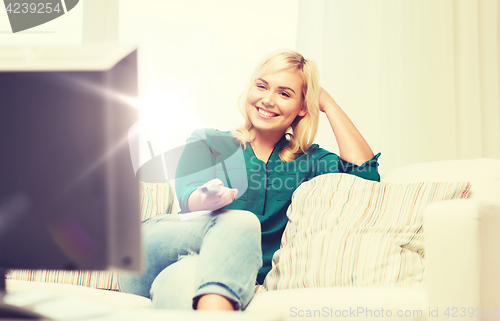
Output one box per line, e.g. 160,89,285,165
232,49,320,162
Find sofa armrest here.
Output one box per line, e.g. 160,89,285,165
424,199,500,316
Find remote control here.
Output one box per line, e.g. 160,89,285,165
198,184,222,196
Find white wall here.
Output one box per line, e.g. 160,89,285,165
297,0,500,173
119,0,299,151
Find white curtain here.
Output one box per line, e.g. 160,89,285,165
297,0,500,173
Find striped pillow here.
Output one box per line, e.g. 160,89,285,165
7,181,173,290
262,173,471,291
139,181,174,221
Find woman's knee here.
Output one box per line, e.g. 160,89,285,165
150,255,199,310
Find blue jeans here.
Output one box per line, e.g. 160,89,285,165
117,210,262,310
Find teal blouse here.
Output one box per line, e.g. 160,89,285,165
175,129,381,284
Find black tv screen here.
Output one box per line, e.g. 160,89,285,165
0,45,141,273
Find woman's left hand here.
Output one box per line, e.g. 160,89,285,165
318,87,339,113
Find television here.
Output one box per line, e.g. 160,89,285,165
0,45,141,318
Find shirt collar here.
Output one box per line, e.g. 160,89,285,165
268,134,289,163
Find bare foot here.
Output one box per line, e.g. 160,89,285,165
196,294,235,311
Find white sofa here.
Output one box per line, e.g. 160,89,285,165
246,158,500,320
7,158,500,320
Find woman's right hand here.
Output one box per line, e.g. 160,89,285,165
188,179,238,212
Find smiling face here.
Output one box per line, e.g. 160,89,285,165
246,68,307,138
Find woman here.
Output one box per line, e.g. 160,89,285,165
119,49,380,311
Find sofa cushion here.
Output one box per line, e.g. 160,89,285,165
7,181,174,291
247,286,428,320
261,173,471,291
139,181,175,220
6,279,151,310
